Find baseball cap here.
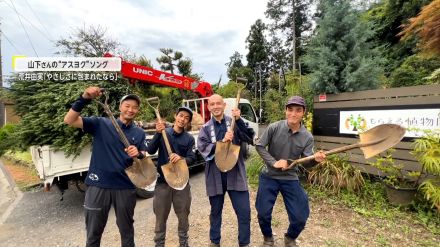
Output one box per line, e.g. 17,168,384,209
120,94,141,106
176,106,193,121
285,96,306,109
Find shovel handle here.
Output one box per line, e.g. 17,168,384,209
285,139,385,170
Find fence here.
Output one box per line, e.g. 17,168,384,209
313,84,440,176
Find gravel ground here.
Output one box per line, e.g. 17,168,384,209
1,163,438,247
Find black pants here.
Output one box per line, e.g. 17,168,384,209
153,182,191,247
84,186,137,247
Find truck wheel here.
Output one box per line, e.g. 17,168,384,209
241,142,250,160
136,187,154,199
75,180,87,193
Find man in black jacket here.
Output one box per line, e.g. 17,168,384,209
146,107,195,247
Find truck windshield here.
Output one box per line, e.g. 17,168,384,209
238,103,256,123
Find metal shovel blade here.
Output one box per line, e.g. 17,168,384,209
162,159,190,190
125,157,157,188
215,141,241,172
286,124,406,170
359,124,406,159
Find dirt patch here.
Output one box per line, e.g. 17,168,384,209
180,187,440,247
1,158,40,191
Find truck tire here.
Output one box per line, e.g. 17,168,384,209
241,142,251,160
136,187,155,199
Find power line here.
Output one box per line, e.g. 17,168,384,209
8,0,38,56
0,30,22,53
24,0,54,41
2,1,53,43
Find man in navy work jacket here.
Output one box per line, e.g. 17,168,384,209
146,107,195,247
197,94,255,247
255,96,326,247
64,86,147,247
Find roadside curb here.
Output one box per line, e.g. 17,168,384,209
0,159,23,224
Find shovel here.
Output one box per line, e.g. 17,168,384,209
215,78,247,172
96,90,157,188
284,124,406,170
146,97,189,190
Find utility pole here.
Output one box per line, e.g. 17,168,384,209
292,0,296,72
0,20,4,127
259,64,262,119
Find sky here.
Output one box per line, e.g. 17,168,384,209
1,0,268,86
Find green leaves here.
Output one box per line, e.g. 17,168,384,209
304,0,383,94
9,77,131,156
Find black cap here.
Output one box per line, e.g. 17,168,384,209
120,94,141,106
176,106,193,121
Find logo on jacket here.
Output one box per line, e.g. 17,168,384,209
89,173,99,181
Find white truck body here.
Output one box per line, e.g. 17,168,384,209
31,97,259,192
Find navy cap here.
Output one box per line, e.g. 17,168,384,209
176,106,193,121
285,96,306,109
120,94,141,106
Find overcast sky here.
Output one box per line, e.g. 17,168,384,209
1,0,268,85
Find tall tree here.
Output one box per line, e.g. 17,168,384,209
305,0,383,93
246,19,270,98
225,51,244,80
156,48,182,74
156,48,195,98
265,0,312,71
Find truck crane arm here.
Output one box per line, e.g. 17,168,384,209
104,53,214,98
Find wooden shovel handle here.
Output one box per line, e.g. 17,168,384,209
285,139,383,170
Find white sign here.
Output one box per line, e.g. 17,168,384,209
13,57,121,72
339,109,440,137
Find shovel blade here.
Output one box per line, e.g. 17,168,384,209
359,124,406,159
162,159,189,190
125,157,157,188
215,141,241,172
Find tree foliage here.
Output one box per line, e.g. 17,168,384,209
388,55,440,88
156,48,193,76
246,19,270,98
399,0,440,56
56,25,131,59
305,0,383,93
265,0,313,69
364,0,431,73
8,26,159,156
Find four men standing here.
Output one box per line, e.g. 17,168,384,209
64,86,324,246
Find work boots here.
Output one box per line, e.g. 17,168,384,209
284,234,298,247
261,236,274,247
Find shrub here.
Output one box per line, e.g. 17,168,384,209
308,154,364,194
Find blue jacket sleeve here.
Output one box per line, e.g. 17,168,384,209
234,118,255,145
146,132,161,155
184,136,196,165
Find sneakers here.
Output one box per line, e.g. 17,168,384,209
262,236,274,247
209,242,220,247
284,234,298,247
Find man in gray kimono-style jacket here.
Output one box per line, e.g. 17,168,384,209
197,94,254,247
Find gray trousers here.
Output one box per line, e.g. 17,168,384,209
153,182,191,247
84,186,137,247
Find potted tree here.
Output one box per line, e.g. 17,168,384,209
370,149,422,206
